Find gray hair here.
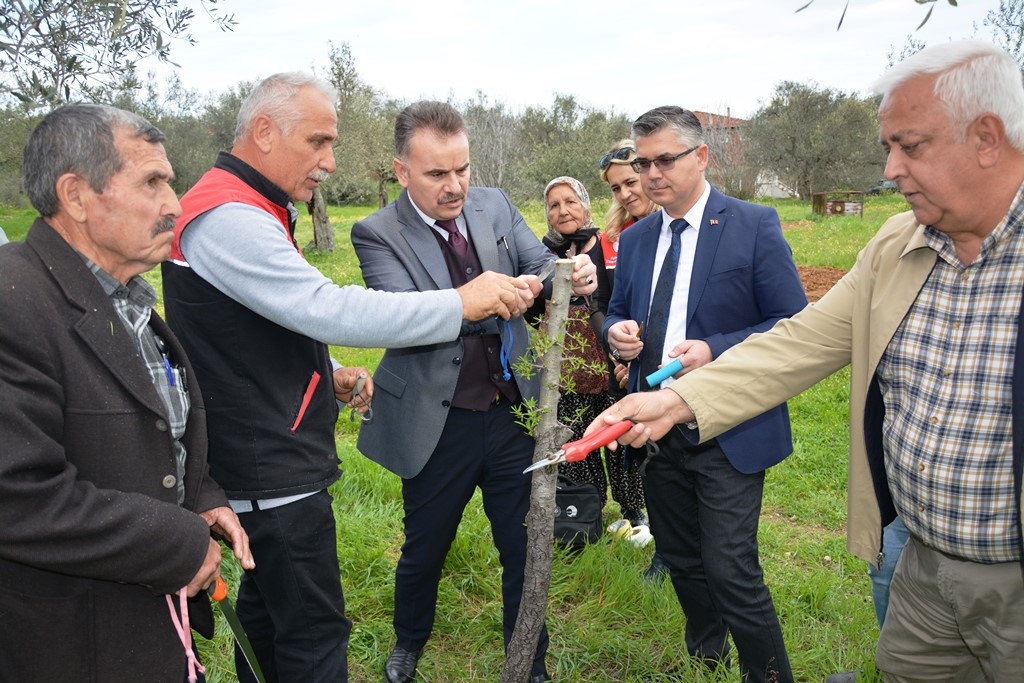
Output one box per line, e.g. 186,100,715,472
871,40,1024,152
234,72,338,142
632,106,706,147
23,103,165,218
394,101,466,159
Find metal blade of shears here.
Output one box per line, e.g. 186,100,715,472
209,577,266,683
523,420,634,473
536,259,558,283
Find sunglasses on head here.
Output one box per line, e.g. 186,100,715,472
599,146,635,170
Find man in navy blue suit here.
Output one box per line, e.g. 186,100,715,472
604,106,807,682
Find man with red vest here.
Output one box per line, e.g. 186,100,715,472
162,73,537,682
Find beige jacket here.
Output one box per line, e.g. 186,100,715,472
673,210,943,565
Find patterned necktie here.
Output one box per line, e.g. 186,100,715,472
436,218,468,258
641,218,688,389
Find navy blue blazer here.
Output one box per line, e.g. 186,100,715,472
604,185,808,474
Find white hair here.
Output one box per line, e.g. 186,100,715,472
234,72,337,142
871,40,1024,152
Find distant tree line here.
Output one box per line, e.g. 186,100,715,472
3,1,1023,209
0,44,881,208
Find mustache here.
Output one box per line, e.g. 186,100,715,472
152,215,176,237
309,169,330,182
438,192,464,205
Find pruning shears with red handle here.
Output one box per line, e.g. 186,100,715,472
523,420,634,473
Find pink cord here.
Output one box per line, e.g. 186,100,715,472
166,588,206,683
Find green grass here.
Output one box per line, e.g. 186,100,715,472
766,193,909,269
0,205,34,241
3,194,909,682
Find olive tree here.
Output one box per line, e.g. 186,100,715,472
746,81,883,200
0,0,235,108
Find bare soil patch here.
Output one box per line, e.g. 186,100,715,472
798,265,846,303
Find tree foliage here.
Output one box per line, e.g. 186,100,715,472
463,91,521,195
0,0,236,109
797,0,958,31
746,81,883,200
886,34,927,69
321,42,398,207
511,95,631,204
982,0,1024,67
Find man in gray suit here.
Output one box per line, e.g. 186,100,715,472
162,75,536,683
351,100,597,683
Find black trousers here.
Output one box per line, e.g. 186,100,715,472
393,401,549,676
644,429,793,683
234,490,351,682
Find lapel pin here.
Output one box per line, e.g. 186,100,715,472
709,219,719,226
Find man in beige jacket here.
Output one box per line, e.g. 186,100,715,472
589,40,1024,682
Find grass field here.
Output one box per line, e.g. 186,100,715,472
1,192,912,682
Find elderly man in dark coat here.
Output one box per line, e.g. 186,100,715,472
0,103,252,682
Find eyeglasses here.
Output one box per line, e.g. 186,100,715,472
630,145,701,174
599,146,635,170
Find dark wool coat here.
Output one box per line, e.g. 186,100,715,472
0,220,228,682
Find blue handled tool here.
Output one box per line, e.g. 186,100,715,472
644,358,684,387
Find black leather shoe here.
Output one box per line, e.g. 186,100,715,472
383,646,422,683
644,549,670,582
529,671,551,683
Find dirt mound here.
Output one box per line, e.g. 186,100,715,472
798,266,846,303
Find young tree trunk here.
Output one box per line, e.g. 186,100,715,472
307,187,335,251
502,259,575,683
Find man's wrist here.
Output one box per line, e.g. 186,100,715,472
665,388,696,427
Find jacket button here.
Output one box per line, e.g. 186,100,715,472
155,419,168,432
161,475,177,489
453,357,462,365
442,400,450,407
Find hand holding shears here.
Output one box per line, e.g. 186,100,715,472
523,420,634,473
349,374,373,422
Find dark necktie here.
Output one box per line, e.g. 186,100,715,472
436,218,468,258
642,218,688,389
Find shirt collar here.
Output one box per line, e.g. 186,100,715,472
76,251,157,309
922,180,1024,264
660,180,711,234
408,192,463,230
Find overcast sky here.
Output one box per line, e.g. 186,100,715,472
146,0,999,120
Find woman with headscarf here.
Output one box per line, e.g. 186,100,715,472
536,176,615,511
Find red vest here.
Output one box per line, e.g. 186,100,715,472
171,167,297,261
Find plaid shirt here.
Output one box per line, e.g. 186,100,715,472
877,184,1024,563
83,259,190,505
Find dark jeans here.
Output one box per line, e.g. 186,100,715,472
394,401,548,676
234,490,351,682
644,429,793,683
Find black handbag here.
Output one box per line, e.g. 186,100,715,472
553,475,603,550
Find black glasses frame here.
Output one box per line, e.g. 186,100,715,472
630,144,701,174
599,146,636,170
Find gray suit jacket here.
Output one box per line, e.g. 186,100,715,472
351,188,553,478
